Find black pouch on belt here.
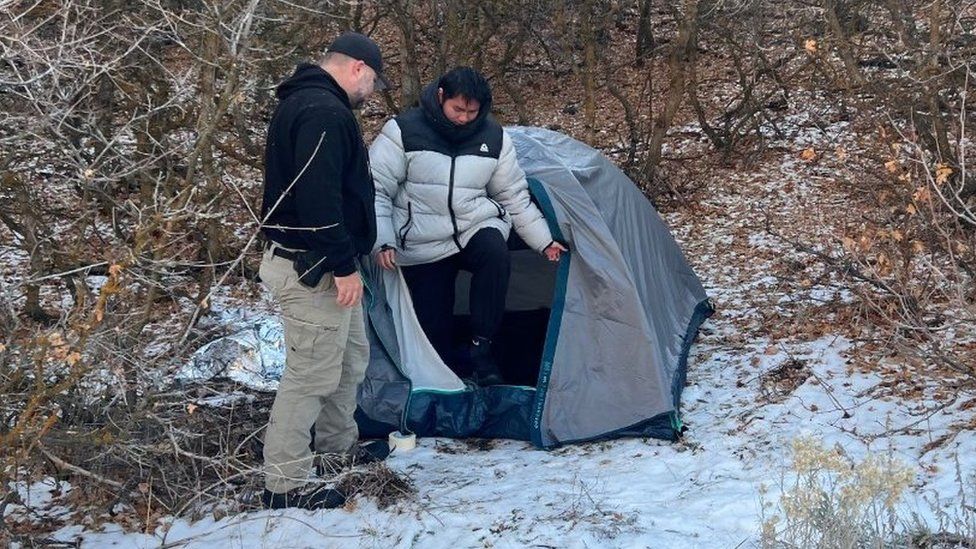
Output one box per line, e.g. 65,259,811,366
293,250,329,288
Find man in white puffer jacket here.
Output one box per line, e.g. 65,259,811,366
370,67,566,385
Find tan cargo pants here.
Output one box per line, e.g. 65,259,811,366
259,246,369,494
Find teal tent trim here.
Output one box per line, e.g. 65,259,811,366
671,299,714,409
526,177,570,448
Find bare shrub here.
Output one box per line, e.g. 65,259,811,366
767,1,976,382
0,0,356,536
760,437,915,548
761,438,976,548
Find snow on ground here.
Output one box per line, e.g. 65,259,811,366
10,100,975,548
25,327,974,548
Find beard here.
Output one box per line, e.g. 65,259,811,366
349,80,373,110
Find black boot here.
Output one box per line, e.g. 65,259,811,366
261,485,346,510
469,336,504,386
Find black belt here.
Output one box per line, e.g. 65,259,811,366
266,243,303,261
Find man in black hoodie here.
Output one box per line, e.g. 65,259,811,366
258,32,389,510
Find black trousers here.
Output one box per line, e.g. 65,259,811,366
401,228,510,364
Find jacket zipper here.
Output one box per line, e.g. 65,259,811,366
447,153,462,250
488,197,505,219
398,202,413,250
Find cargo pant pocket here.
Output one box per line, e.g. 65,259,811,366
281,317,344,396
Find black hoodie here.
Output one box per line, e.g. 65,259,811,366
261,63,376,277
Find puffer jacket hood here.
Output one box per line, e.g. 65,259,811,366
419,82,493,144
275,63,351,108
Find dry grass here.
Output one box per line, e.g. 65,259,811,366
335,463,416,510
760,437,976,549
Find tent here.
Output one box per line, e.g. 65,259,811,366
356,126,713,448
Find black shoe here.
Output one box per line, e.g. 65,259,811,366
470,337,504,386
261,486,346,510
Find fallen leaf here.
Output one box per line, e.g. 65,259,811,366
858,234,873,252
66,352,81,366
885,160,900,173
50,346,68,360
800,148,817,161
876,253,891,275
935,163,952,186
912,186,931,203
804,38,818,54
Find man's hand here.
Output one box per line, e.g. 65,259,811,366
334,272,363,308
544,241,568,262
376,248,397,270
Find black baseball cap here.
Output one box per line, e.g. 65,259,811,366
327,32,390,90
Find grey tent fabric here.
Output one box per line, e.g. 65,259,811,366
509,127,710,446
515,129,706,403
353,126,711,447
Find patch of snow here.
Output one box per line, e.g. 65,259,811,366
4,478,74,525
46,331,976,548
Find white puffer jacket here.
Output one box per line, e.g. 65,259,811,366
369,101,553,266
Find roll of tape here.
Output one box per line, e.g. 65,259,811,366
389,431,417,452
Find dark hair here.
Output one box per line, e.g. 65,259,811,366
438,67,492,106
